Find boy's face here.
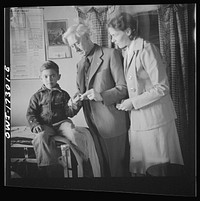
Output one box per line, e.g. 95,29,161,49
40,69,60,89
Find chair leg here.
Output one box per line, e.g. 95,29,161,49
58,144,72,177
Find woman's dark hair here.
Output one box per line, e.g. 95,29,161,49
108,12,138,40
40,60,59,74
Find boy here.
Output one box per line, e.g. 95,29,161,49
26,60,80,177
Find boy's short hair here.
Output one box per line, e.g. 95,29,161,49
40,60,59,74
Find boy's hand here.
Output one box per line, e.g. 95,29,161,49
68,94,82,107
33,125,44,133
72,94,81,104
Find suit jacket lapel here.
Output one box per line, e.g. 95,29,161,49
77,58,86,93
127,51,135,67
124,51,128,77
124,37,144,76
124,50,135,77
88,45,103,85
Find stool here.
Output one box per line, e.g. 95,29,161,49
146,163,186,177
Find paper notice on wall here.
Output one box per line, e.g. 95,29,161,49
10,8,46,79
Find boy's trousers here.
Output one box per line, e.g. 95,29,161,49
32,121,75,167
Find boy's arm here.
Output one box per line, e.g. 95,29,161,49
65,92,82,117
26,95,41,132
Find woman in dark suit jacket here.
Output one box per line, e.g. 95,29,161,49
62,23,130,177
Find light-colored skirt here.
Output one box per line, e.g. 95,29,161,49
129,120,184,175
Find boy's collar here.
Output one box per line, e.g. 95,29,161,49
39,84,62,92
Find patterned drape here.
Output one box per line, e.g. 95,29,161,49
158,4,189,165
75,6,110,47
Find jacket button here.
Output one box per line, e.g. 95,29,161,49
129,75,132,79
130,87,136,92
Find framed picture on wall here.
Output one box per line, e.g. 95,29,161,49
45,19,72,59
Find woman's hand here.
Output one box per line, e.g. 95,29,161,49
116,98,133,111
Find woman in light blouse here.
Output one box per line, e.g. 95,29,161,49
108,12,184,176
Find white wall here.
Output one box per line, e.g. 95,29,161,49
11,6,87,127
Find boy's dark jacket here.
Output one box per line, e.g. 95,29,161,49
26,84,79,132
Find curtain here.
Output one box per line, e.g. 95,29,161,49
158,4,189,166
75,6,110,47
